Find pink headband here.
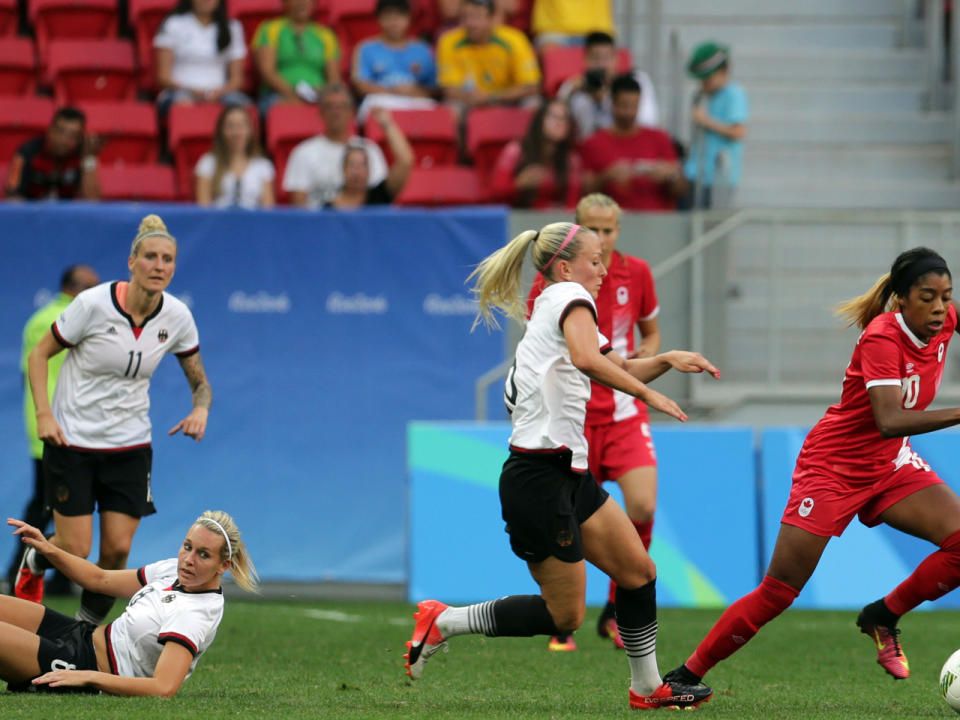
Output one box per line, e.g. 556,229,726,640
541,224,580,273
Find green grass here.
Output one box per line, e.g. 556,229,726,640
4,597,960,719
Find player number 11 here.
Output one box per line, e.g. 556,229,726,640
125,350,142,378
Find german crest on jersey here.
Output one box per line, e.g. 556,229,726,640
157,329,168,343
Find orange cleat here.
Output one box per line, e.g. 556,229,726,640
600,617,625,650
857,612,909,679
404,599,449,680
629,681,713,710
547,634,578,651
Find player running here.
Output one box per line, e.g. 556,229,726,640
404,221,719,710
20,214,212,631
1,510,256,696
528,193,660,652
663,247,960,692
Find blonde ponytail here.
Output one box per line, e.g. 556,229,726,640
196,510,259,593
834,272,894,330
131,214,176,258
468,221,586,330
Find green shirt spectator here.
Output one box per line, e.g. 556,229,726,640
253,8,341,114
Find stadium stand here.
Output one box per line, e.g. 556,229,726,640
265,102,334,201
230,0,282,44
128,0,176,91
541,45,632,98
0,37,37,95
0,0,17,35
394,166,482,206
363,106,457,168
98,162,177,200
0,96,54,160
78,101,159,165
328,0,381,76
30,0,118,66
466,106,535,185
168,103,260,199
46,39,137,105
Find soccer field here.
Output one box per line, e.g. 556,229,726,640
6,598,959,719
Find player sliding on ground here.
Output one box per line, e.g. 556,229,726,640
662,247,960,693
404,221,720,710
0,510,256,696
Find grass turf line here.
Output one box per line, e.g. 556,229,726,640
2,598,958,719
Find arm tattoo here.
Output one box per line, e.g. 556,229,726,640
179,353,213,410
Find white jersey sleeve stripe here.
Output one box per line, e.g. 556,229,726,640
639,305,660,322
865,379,902,389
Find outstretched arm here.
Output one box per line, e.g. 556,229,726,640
33,642,193,697
8,519,141,598
607,349,721,385
869,385,960,438
169,352,211,440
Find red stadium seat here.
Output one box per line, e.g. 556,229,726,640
99,163,177,201
265,102,327,201
328,0,381,76
30,0,118,66
363,107,457,168
395,166,483,206
168,103,260,198
0,37,37,95
313,0,329,25
541,45,632,97
229,0,282,45
128,0,176,91
46,39,137,105
0,0,18,36
504,0,532,34
466,106,534,180
0,96,55,161
78,102,158,165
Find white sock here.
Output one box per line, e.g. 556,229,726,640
436,600,498,638
621,620,662,695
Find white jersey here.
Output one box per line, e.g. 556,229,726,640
105,558,224,680
506,282,609,471
50,282,200,450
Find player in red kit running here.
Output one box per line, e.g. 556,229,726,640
663,247,960,693
527,194,660,652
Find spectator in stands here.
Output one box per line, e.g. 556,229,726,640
252,0,340,117
684,41,749,209
326,109,414,208
491,98,581,208
563,32,658,140
154,0,250,117
195,105,276,209
580,74,686,212
436,0,541,111
531,0,613,47
436,0,517,34
4,107,101,201
352,0,437,122
283,84,389,207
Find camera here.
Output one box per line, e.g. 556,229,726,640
584,68,606,91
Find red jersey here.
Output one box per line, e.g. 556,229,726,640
579,127,678,211
527,251,659,426
798,305,957,481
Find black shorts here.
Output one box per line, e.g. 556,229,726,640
499,449,609,564
42,444,156,518
35,607,99,685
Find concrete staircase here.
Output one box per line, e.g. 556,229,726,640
616,0,960,208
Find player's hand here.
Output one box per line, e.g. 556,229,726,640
7,519,54,554
36,412,66,446
605,161,633,186
639,387,688,422
169,407,208,441
665,350,721,379
32,669,93,689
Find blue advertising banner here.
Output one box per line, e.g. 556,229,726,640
0,203,507,582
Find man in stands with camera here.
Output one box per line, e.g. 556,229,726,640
562,32,659,141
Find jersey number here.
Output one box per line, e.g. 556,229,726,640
902,374,920,409
125,351,142,378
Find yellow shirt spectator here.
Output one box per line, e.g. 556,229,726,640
437,24,541,94
531,0,613,38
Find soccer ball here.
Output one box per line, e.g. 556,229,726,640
940,649,960,712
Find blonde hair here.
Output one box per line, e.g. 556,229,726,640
196,510,259,593
575,192,621,223
834,273,896,330
468,221,585,329
131,214,176,258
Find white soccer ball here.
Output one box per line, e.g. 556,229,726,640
940,649,960,712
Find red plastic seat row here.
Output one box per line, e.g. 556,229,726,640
0,0,16,35
542,45,633,97
99,163,177,201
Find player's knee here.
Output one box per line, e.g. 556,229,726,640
97,544,130,570
550,605,585,635
614,555,656,590
625,499,655,523
56,536,91,559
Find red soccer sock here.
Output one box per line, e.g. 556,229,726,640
633,519,653,550
608,578,617,605
686,575,799,678
885,528,960,616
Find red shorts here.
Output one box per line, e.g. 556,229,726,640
585,414,657,485
782,450,944,537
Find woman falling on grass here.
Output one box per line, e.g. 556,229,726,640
0,510,256,696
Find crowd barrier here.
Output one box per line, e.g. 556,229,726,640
0,203,507,582
410,422,960,610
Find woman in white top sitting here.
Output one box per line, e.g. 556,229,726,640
154,0,251,116
2,510,256,696
196,105,276,208
404,222,719,711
